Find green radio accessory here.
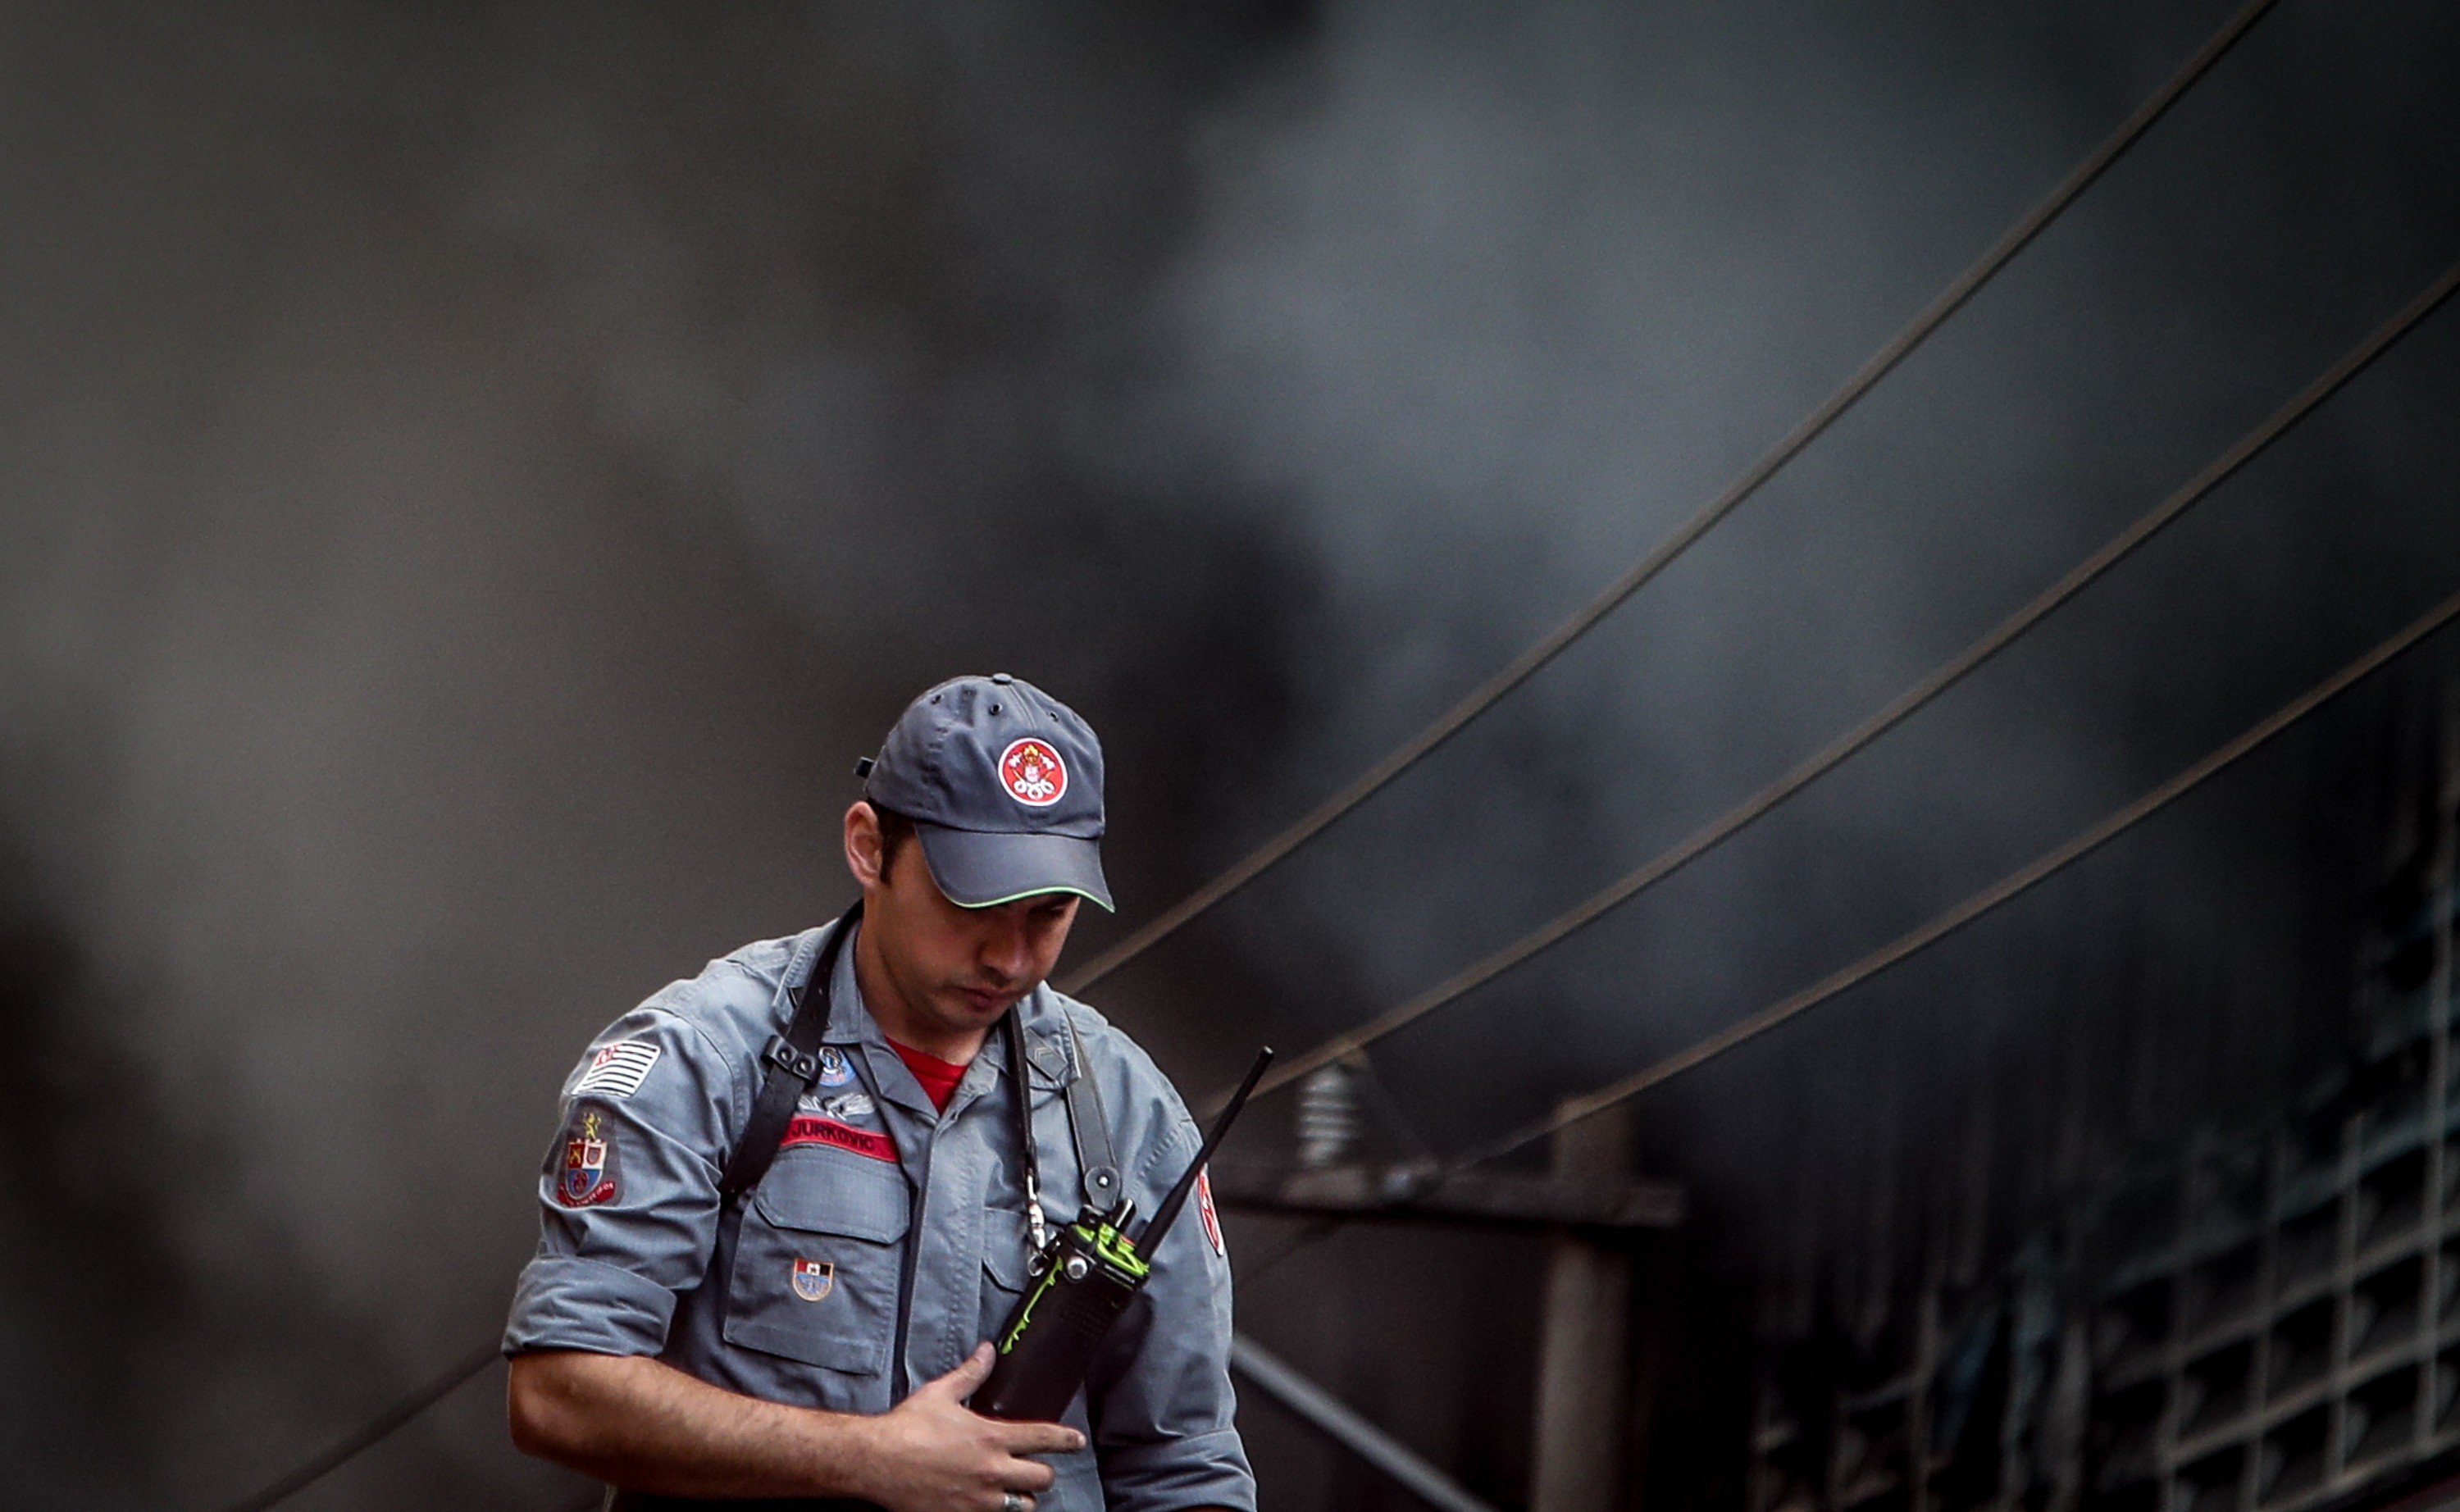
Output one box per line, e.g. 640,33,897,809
973,1046,1273,1423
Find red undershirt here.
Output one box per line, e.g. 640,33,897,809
888,1040,970,1111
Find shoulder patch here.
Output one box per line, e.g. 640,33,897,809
574,1039,662,1099
555,1108,621,1208
1196,1165,1226,1258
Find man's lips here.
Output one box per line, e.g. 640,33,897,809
955,985,1015,1015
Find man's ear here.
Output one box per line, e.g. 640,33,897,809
844,801,886,890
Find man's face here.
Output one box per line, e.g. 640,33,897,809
845,802,1081,1042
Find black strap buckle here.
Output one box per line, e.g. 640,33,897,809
1058,1007,1123,1214
762,1034,821,1084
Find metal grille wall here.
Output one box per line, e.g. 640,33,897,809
1747,699,2460,1512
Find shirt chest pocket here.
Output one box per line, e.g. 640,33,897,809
978,1206,1034,1349
724,1150,911,1392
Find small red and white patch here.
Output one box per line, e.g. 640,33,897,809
791,1259,835,1302
998,738,1067,808
1196,1165,1226,1258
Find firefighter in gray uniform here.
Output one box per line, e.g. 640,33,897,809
504,675,1255,1512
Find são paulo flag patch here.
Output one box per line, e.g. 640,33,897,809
574,1039,661,1099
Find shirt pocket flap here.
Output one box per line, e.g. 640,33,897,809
753,1158,911,1243
726,1157,909,1382
727,1313,890,1378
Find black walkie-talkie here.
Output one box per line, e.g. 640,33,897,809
973,1048,1273,1423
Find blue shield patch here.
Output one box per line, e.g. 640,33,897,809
791,1259,835,1302
554,1108,619,1208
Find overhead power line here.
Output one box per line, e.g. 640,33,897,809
1232,1335,1502,1512
194,7,2304,1501
1228,253,2460,1109
1060,0,2285,1000
208,1341,502,1512
1453,576,2460,1172
212,553,2460,1512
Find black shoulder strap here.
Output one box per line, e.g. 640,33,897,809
1001,1009,1051,1253
719,903,860,1204
1056,1004,1123,1215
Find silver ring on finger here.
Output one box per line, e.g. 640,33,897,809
1003,1495,1030,1512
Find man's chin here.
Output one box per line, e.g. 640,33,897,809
947,986,1023,1022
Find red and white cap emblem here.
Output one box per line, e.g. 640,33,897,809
999,738,1067,808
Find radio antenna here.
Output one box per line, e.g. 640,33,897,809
1138,1047,1273,1252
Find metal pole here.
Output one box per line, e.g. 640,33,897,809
1230,1333,1501,1512
1531,1100,1634,1512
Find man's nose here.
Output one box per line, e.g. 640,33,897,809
979,913,1033,980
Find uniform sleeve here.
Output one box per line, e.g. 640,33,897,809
1084,1056,1258,1512
503,999,746,1359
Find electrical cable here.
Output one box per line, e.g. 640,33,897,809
206,556,2459,1512
206,539,2458,1510
203,1225,1342,1512
1059,0,2285,1000
1228,253,2460,1110
207,1340,503,1512
183,5,2311,1493
1239,1218,1347,1286
1449,577,2460,1173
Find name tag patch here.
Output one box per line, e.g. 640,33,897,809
780,1114,897,1164
574,1040,661,1099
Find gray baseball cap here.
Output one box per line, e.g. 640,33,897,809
858,673,1114,911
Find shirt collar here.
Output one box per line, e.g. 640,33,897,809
815,917,877,1047
803,918,1069,1115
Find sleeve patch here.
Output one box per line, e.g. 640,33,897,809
555,1107,622,1208
1196,1165,1226,1257
573,1039,663,1098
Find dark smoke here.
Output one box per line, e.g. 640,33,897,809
2,0,2458,1507
0,846,213,1509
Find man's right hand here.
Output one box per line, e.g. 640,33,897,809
509,1345,1083,1507
850,1343,1086,1512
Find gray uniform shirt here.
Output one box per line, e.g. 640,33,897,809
503,921,1256,1512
